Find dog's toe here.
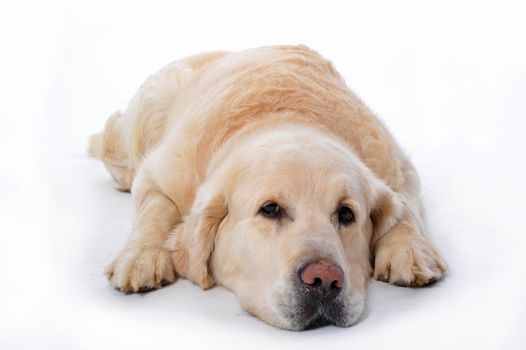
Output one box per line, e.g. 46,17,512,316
107,247,177,293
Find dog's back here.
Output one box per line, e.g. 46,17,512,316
91,45,403,192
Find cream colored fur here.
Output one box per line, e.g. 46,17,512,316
91,45,446,330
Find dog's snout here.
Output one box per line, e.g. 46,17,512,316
300,260,344,291
291,260,347,328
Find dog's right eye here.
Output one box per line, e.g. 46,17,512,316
259,202,281,219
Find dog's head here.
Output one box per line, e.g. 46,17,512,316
167,125,402,330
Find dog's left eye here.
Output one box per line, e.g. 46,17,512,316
337,206,354,225
260,202,281,219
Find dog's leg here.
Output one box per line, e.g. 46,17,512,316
106,170,180,293
373,157,446,286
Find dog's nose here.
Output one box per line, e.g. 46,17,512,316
300,260,344,292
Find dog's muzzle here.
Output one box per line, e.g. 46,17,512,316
286,260,351,330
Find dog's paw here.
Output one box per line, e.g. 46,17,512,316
106,247,176,293
373,229,446,287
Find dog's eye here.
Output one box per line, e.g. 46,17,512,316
337,206,354,225
260,202,281,218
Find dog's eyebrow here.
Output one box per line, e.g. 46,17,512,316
335,191,360,217
336,187,352,205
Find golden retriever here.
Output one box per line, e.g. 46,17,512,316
90,45,446,330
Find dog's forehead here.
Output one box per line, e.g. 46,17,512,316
233,147,367,208
220,126,372,211
245,130,360,174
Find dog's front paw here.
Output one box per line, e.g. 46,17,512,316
373,226,446,287
106,247,176,293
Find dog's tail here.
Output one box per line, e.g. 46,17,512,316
88,131,104,158
87,111,134,191
88,111,123,159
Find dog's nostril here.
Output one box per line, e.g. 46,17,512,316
330,280,341,290
312,277,322,287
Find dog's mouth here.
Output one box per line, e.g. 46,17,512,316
303,313,340,330
297,300,350,330
284,290,352,330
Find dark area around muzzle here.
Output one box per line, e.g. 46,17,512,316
289,260,348,330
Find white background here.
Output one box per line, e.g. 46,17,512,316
1,1,525,349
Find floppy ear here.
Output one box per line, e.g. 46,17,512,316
369,180,404,252
166,186,227,289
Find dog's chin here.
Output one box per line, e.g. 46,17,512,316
282,295,364,331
